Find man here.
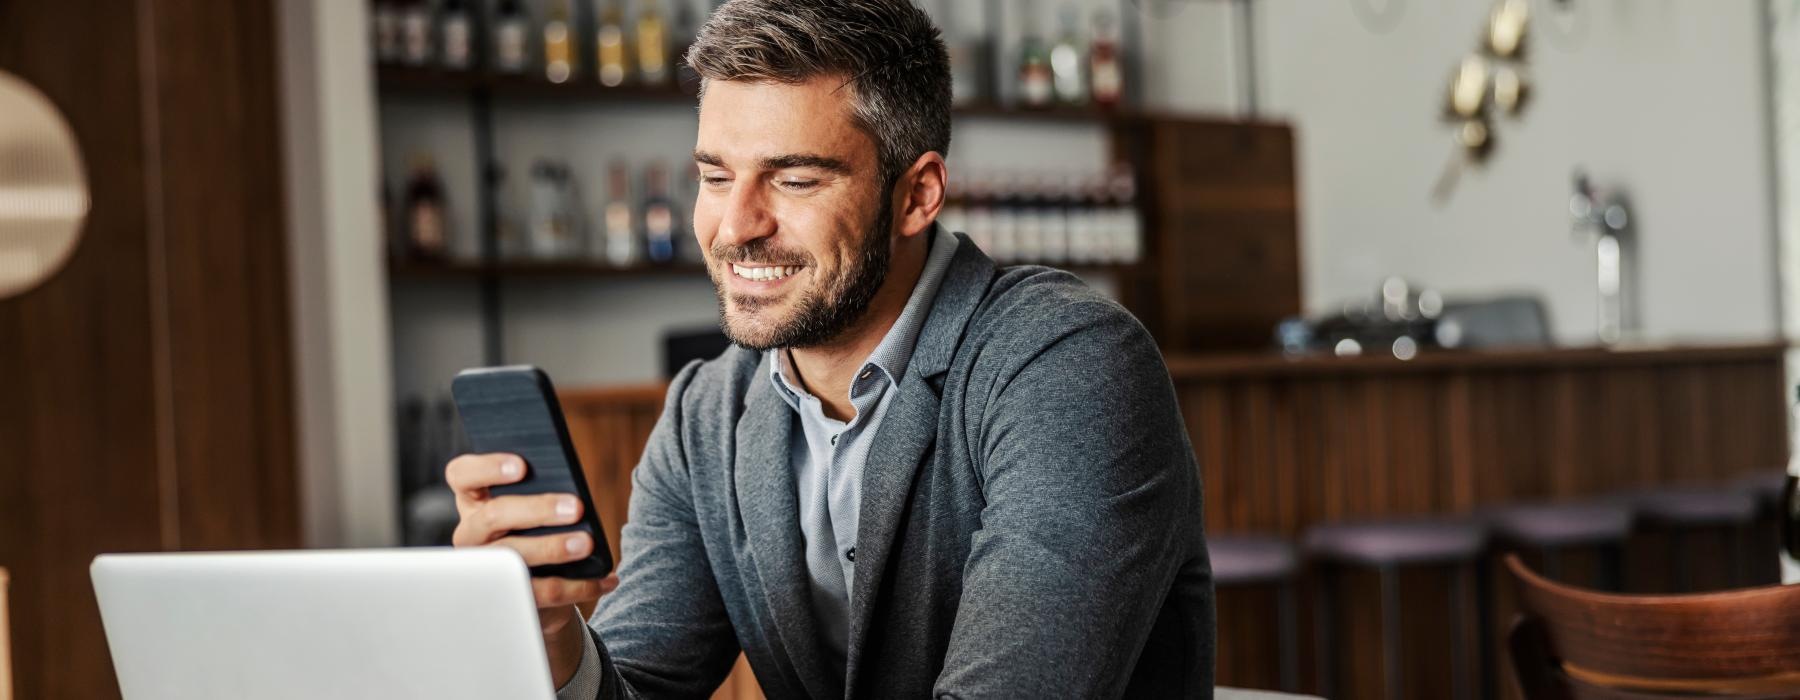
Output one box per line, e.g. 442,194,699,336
446,1,1214,697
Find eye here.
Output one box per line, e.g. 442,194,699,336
775,177,820,192
699,172,732,190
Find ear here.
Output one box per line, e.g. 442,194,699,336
892,151,947,240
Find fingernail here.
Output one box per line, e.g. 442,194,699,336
556,497,579,520
501,458,521,478
565,534,588,555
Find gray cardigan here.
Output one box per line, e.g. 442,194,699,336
582,234,1214,699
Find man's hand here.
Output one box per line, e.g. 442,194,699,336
447,452,620,686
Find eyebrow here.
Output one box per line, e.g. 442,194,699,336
692,150,853,176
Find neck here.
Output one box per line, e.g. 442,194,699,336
787,231,930,422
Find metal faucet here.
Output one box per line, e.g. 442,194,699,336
1569,171,1636,345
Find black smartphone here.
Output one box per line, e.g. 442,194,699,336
451,365,614,579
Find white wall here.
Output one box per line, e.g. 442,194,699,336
1143,0,1778,344
281,0,399,547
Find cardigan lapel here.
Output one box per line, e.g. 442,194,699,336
842,236,996,695
735,363,844,699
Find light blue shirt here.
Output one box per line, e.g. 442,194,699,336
558,225,960,697
767,224,959,670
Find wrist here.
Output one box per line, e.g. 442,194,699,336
544,606,586,687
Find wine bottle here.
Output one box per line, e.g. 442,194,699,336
1049,7,1086,106
545,0,575,84
400,0,435,66
637,0,671,85
1090,9,1123,109
597,0,630,87
603,160,642,267
404,154,449,261
494,0,531,73
439,0,473,70
643,162,677,263
1016,2,1053,109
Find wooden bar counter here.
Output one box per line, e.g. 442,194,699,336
561,342,1789,553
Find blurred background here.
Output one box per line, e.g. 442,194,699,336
3,0,1798,698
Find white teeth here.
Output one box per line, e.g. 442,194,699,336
732,264,800,281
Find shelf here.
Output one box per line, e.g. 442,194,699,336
388,256,1139,282
388,257,708,281
377,66,1144,122
950,100,1142,125
375,65,698,104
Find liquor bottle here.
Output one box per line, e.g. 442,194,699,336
938,176,968,240
637,0,671,86
603,160,642,266
439,0,473,70
643,162,678,263
1107,164,1142,263
1014,174,1045,262
1017,4,1054,109
672,0,700,58
373,1,403,64
489,165,528,260
1049,6,1086,106
596,0,630,87
400,0,435,66
528,161,586,259
403,154,449,260
545,0,576,84
988,172,1020,263
679,162,705,264
1089,9,1124,109
939,0,984,106
1783,386,1800,584
963,172,994,255
1040,173,1072,264
494,0,531,73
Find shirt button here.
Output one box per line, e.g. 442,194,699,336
830,434,838,446
845,547,856,562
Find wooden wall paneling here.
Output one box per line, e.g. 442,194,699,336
1270,378,1300,534
1441,372,1477,512
0,0,299,696
148,0,298,552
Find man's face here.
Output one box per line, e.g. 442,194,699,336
693,76,893,351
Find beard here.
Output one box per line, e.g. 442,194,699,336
709,194,894,351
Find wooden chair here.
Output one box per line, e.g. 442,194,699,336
1505,554,1800,699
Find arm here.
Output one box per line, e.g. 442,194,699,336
558,363,742,700
934,307,1208,697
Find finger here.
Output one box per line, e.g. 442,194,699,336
597,572,620,598
489,531,592,568
445,453,526,505
453,493,581,546
532,576,605,609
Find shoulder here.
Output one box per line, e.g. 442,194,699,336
963,265,1158,373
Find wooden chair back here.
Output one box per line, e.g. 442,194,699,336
1505,553,1800,699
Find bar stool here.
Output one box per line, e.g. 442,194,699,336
1211,535,1301,693
1732,468,1787,585
1612,487,1759,593
1304,517,1490,700
1484,501,1633,590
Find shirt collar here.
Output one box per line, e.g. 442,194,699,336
767,224,961,408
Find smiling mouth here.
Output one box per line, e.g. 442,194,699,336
730,263,805,282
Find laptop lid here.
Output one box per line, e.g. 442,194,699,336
91,547,555,700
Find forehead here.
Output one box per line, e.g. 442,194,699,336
695,77,877,169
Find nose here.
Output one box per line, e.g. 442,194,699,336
716,179,776,249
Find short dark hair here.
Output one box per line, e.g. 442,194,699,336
684,0,953,190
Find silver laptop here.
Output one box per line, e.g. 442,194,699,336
91,547,556,700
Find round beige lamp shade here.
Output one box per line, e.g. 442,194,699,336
0,69,89,299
